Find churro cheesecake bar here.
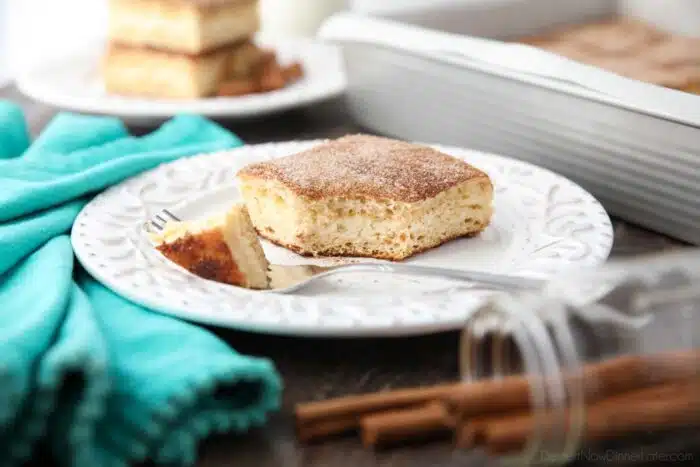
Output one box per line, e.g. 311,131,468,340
104,0,264,98
103,40,268,99
103,43,230,99
103,0,303,98
237,135,494,261
150,204,270,289
108,0,260,55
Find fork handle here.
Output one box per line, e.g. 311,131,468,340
331,264,547,290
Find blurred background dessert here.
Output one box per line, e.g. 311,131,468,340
103,0,305,99
518,17,700,94
3,0,354,89
108,0,260,53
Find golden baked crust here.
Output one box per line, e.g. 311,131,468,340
237,134,492,203
157,229,248,286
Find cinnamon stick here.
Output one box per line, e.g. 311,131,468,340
297,416,358,443
360,401,455,448
294,350,700,443
446,350,700,418
480,380,700,455
455,423,478,450
296,383,461,425
455,416,490,449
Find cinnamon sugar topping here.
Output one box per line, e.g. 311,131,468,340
237,135,490,202
519,17,700,94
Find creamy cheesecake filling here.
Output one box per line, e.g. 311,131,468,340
221,205,269,289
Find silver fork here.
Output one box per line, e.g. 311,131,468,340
146,208,181,232
146,209,547,294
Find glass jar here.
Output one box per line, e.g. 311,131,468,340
459,250,700,466
259,0,348,39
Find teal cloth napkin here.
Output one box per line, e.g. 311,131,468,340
0,102,282,467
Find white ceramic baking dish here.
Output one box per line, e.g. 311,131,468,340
319,1,700,245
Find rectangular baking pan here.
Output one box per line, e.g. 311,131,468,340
320,2,700,245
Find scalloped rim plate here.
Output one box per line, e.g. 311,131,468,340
72,140,613,336
16,38,346,124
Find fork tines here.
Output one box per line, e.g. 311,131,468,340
150,209,181,231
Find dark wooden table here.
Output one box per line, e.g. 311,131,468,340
5,86,696,466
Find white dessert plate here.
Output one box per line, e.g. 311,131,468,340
16,38,346,125
71,140,613,337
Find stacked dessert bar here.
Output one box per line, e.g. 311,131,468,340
103,0,303,99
